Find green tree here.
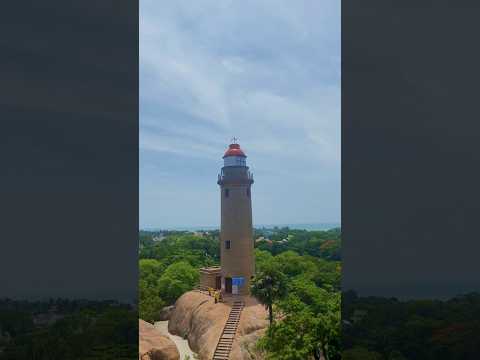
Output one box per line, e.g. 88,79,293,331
259,293,340,360
258,300,316,360
139,259,164,285
157,261,199,304
250,261,288,325
138,259,165,322
139,280,165,323
254,249,273,272
272,251,317,279
313,292,341,360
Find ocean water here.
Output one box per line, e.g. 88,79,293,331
143,222,340,232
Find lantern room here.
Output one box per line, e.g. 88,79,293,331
223,143,247,167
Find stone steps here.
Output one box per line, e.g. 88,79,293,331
212,301,244,360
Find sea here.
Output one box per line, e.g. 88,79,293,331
142,222,340,232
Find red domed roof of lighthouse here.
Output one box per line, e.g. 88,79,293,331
223,143,247,158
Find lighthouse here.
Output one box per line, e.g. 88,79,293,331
217,139,254,295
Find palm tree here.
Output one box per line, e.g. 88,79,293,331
250,261,287,325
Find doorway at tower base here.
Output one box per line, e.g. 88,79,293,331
231,277,245,295
223,275,249,295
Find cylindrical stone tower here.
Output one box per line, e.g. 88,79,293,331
217,141,254,295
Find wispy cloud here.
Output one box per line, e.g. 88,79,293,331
140,0,340,228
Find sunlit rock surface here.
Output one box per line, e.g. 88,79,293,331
139,319,180,360
169,291,268,360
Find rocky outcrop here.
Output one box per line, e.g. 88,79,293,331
158,305,175,321
139,319,180,360
168,291,269,360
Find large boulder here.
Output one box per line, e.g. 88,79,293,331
139,319,180,360
168,291,269,360
158,305,175,321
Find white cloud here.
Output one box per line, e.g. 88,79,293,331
139,0,340,227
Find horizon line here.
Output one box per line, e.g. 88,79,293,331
140,221,341,231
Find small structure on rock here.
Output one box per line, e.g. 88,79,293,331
199,266,222,290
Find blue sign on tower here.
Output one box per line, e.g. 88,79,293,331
232,277,245,287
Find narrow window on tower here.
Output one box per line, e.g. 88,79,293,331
225,189,229,198
225,240,231,249
247,188,250,197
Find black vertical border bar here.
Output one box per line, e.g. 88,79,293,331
0,1,139,304
343,0,480,357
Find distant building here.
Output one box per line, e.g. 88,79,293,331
256,237,273,245
199,266,221,290
193,231,207,237
200,140,255,295
152,234,165,242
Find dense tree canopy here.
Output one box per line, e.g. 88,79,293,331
342,291,480,360
138,227,342,360
138,231,220,322
254,227,341,260
250,228,341,360
157,261,199,305
0,299,137,360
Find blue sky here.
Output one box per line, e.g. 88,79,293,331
140,1,340,229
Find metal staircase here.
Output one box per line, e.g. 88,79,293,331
212,300,244,360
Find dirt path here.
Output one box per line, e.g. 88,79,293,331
154,320,197,360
